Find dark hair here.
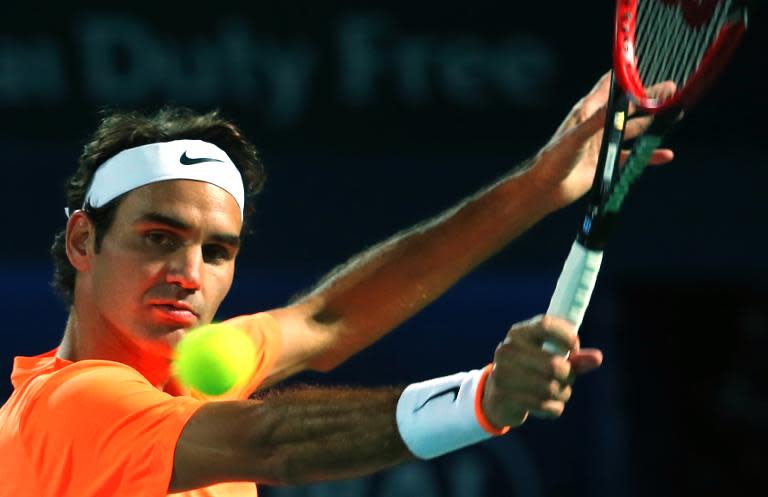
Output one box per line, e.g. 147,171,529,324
50,106,266,306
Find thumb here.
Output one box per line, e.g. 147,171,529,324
569,348,604,375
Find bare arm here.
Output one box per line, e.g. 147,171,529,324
264,163,551,384
170,387,410,492
264,72,674,385
170,316,604,492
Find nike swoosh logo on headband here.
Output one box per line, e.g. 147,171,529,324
413,386,460,413
179,151,225,165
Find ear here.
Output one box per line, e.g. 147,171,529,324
65,210,95,272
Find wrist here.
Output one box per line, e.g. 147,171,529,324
520,152,571,214
395,365,510,460
475,364,512,435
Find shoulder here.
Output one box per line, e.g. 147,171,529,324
41,360,154,406
22,359,200,431
8,360,202,496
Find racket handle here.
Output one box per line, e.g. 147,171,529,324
543,240,603,355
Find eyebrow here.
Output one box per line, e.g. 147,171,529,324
135,212,241,248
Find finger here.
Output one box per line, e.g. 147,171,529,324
494,346,573,385
625,107,685,137
569,348,604,376
551,71,613,139
498,379,572,418
619,148,674,166
624,114,654,140
531,378,572,403
498,326,574,363
648,149,674,165
523,315,578,353
646,80,677,102
627,80,677,115
529,400,566,419
580,71,613,115
490,364,571,402
528,350,572,384
496,393,563,420
624,114,683,141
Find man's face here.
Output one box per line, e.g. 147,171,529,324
84,179,242,353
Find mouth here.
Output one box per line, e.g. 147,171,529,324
147,301,200,326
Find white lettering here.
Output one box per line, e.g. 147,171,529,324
338,14,556,110
0,13,557,126
338,15,391,106
80,16,162,102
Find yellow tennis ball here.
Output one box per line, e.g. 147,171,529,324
172,323,256,396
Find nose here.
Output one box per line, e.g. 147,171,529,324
166,245,203,291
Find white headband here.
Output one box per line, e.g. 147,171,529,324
66,139,245,219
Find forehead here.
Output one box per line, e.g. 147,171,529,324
115,179,242,231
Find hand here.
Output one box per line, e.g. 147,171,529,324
527,71,676,209
481,315,603,428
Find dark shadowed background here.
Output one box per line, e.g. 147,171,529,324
1,2,766,496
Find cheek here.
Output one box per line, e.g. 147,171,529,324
92,252,163,302
206,266,235,306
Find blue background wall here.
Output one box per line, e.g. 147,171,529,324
1,3,766,496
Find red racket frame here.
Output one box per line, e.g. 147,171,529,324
614,0,747,112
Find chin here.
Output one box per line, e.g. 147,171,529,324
136,324,189,356
160,327,189,350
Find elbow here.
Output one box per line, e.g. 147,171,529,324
307,349,348,373
304,310,353,373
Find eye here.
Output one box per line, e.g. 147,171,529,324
145,231,179,249
202,244,233,263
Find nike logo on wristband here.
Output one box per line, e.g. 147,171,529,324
413,386,461,413
179,151,224,165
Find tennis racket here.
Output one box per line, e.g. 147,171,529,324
544,0,750,354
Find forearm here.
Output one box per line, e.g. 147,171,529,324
171,387,410,491
250,388,412,484
242,387,410,485
294,162,555,369
172,369,516,492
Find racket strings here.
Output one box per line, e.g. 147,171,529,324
634,0,733,93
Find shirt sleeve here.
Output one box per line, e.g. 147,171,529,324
21,362,203,497
216,312,282,400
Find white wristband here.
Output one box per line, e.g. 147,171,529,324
395,366,508,459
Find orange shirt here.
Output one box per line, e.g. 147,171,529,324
0,312,282,497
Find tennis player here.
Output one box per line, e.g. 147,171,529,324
0,72,672,496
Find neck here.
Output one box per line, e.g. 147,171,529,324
57,308,173,389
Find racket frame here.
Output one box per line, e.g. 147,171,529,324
615,0,748,112
543,0,749,350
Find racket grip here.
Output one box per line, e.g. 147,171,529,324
543,240,603,355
